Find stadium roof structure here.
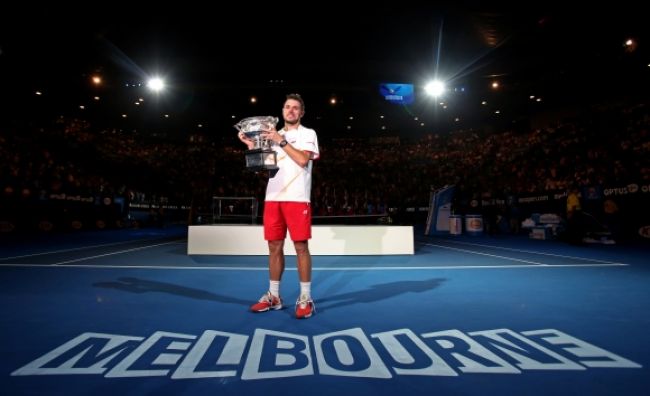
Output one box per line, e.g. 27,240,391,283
1,5,647,138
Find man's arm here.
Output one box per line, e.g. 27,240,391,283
281,141,311,167
262,128,311,168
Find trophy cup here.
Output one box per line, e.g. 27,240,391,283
234,116,279,171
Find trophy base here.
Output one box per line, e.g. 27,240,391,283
247,165,279,173
245,149,278,172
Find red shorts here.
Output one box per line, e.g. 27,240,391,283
263,202,312,241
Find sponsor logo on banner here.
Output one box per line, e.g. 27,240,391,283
379,83,414,105
12,327,641,380
604,184,640,196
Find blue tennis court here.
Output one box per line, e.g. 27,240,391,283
1,226,648,395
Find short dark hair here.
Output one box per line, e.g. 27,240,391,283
286,93,305,112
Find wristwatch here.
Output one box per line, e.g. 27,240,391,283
279,139,288,147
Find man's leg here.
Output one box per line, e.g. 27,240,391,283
268,240,286,281
294,240,315,318
250,239,285,313
251,201,286,313
264,201,287,290
293,241,311,282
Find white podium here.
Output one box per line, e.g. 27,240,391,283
187,225,414,255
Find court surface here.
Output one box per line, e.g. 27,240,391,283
1,226,648,395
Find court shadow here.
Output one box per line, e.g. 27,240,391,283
93,277,250,306
317,278,446,313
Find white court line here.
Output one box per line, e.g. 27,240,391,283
52,240,184,265
421,238,626,265
0,263,627,270
0,238,186,261
420,242,629,266
421,242,552,265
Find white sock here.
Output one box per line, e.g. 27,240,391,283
269,280,280,297
300,282,311,299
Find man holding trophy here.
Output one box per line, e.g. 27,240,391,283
237,93,320,319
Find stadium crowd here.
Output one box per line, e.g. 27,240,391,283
1,102,648,237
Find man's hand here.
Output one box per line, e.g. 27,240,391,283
260,127,282,144
262,127,310,167
238,131,255,150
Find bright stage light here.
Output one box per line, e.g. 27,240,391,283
424,80,445,97
147,78,165,92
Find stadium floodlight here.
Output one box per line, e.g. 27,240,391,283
424,80,445,98
147,77,165,92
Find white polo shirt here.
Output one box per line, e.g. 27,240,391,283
265,125,319,202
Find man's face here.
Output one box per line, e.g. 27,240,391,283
283,99,303,125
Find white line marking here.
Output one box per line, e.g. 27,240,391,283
51,241,184,265
0,263,627,270
0,238,186,260
421,242,553,265
420,238,626,265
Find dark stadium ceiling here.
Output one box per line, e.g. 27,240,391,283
1,5,647,134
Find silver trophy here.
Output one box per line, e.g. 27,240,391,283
234,116,279,171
